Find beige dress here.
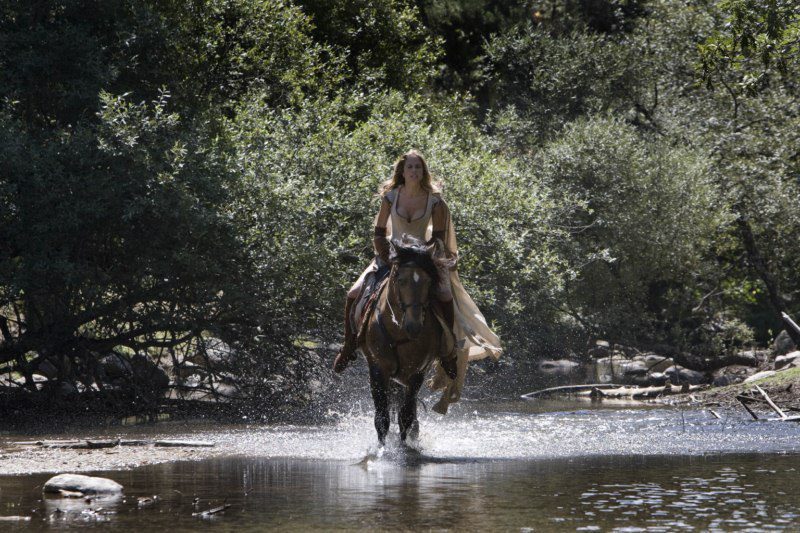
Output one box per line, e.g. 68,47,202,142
350,187,502,414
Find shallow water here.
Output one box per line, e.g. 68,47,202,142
3,399,800,530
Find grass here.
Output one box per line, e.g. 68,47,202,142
693,366,800,407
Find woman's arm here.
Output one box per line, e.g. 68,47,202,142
373,197,391,263
431,197,448,244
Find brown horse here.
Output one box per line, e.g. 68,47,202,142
360,235,453,444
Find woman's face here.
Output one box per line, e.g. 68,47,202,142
403,155,424,186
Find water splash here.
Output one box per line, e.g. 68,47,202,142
142,403,800,462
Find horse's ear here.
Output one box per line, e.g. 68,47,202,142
388,239,399,263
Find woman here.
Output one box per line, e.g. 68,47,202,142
333,150,502,414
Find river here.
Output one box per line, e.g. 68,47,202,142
2,398,800,530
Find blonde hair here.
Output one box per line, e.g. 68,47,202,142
380,150,441,196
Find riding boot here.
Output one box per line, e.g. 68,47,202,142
437,298,458,380
333,296,358,373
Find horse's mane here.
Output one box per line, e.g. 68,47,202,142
389,234,452,287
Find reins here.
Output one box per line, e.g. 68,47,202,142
375,262,432,353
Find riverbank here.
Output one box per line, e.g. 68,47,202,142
688,366,800,409
0,440,227,476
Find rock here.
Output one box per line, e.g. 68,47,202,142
43,474,123,495
736,349,769,366
36,358,58,379
641,354,673,373
774,350,800,370
55,381,79,400
620,360,648,376
188,337,235,368
773,330,797,356
592,356,645,383
665,365,708,385
743,370,777,383
587,340,610,358
99,353,133,379
712,365,756,387
646,372,668,386
538,359,581,376
130,354,169,395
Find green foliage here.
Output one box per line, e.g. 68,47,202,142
534,116,729,345
699,0,800,92
2,0,800,417
294,0,442,91
483,24,641,143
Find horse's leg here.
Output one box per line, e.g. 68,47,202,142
399,373,424,442
368,364,391,445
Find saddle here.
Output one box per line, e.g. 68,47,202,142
350,266,389,334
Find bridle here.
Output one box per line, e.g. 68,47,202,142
373,259,433,355
390,261,431,323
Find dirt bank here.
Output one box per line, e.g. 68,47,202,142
683,366,800,410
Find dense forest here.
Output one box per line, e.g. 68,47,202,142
1,0,798,418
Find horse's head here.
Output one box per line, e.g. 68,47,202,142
389,235,447,339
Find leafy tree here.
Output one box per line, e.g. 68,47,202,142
700,0,800,93
482,23,642,144
533,116,729,347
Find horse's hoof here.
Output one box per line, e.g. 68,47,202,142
407,421,420,442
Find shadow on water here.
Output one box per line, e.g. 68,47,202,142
3,454,800,530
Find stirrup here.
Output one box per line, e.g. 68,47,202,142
332,338,357,373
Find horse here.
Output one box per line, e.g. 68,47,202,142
359,235,453,444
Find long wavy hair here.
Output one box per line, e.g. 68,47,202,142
380,150,441,196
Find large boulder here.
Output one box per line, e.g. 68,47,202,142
640,354,673,373
99,353,133,380
130,354,169,396
591,356,628,383
537,359,581,377
187,337,236,368
774,351,800,370
774,330,797,356
646,372,669,386
43,474,123,495
665,365,708,385
35,358,59,379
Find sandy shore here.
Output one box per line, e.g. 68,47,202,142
0,442,230,476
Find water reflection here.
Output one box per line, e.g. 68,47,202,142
3,400,800,530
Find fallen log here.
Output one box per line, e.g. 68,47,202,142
594,383,706,399
736,395,759,420
736,387,800,422
754,385,787,420
193,504,231,517
520,384,626,399
782,312,800,344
